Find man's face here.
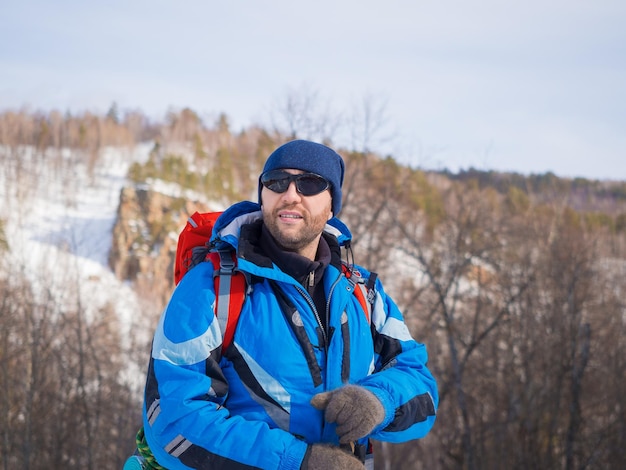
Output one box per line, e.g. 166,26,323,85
261,169,333,259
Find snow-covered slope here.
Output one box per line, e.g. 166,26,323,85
0,143,152,334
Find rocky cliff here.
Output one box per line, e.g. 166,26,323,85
109,186,211,308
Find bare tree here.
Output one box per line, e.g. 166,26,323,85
269,83,342,144
347,91,395,155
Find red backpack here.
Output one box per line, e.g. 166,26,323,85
174,211,246,352
174,211,376,352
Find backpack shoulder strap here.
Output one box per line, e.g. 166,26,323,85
207,249,247,353
341,263,377,324
209,256,374,351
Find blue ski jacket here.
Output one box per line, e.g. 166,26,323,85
142,201,438,469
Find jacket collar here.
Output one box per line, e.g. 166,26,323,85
211,201,353,255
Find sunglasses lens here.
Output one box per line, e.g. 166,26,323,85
261,172,291,193
261,170,329,196
296,175,329,195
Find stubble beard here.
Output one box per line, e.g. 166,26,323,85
263,204,331,254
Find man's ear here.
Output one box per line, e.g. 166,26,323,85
328,211,333,221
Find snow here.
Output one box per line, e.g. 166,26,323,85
147,177,220,206
0,143,153,334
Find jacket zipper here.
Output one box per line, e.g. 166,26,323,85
325,274,342,333
294,283,328,349
299,272,346,440
294,271,344,353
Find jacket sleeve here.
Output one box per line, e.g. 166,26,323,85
142,263,307,470
355,274,438,443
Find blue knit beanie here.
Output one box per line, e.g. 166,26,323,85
259,140,345,215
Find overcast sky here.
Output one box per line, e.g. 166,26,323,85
1,0,625,180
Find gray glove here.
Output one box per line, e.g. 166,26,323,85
310,385,385,443
301,444,364,470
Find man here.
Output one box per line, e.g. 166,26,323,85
134,140,438,469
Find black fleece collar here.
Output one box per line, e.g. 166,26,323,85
260,224,330,286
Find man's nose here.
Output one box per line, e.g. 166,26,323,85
281,181,302,201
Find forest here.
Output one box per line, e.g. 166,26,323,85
1,104,625,469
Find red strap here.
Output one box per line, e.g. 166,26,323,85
342,264,372,324
223,271,246,351
352,283,371,324
207,252,246,352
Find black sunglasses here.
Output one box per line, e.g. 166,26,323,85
260,170,330,196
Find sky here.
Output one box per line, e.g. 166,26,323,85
1,0,625,180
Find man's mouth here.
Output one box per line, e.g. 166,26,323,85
278,211,304,221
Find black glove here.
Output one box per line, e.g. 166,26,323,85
310,385,385,443
301,444,364,470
